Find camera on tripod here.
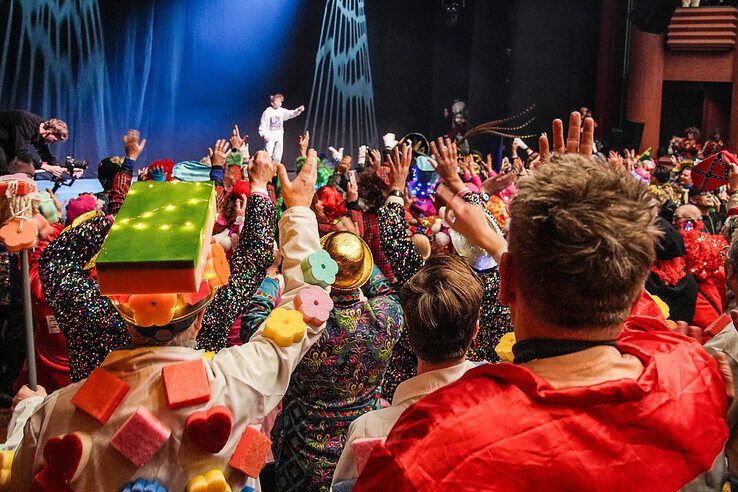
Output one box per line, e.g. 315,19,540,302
50,156,89,192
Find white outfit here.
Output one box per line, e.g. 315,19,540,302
10,205,325,491
332,360,478,486
259,106,303,163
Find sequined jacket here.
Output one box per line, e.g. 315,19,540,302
378,195,513,397
38,193,275,382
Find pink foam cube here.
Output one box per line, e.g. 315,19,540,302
353,437,386,475
111,406,171,467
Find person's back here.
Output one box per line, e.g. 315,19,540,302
270,232,403,491
355,116,729,491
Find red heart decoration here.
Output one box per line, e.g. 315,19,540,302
42,432,91,483
185,405,233,454
31,468,72,492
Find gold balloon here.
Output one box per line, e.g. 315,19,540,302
321,231,374,291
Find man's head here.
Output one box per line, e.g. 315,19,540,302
270,93,284,109
673,204,703,231
402,255,483,364
7,157,34,178
126,311,206,348
679,167,693,187
651,165,671,185
502,155,659,337
688,188,717,212
40,119,69,144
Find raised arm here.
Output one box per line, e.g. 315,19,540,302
210,149,324,415
283,105,305,121
240,276,279,342
379,143,424,286
108,130,146,215
198,150,276,351
38,213,130,381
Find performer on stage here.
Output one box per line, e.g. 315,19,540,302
259,93,305,163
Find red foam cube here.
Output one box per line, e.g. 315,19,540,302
229,426,271,478
161,359,210,409
70,368,130,424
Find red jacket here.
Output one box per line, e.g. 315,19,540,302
355,315,728,491
16,223,70,392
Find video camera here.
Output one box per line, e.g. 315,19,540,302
50,156,88,192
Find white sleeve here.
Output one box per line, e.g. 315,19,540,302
258,109,270,137
283,107,303,122
2,396,44,451
210,206,326,417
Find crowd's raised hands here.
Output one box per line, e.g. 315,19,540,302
123,129,147,161
277,149,318,208
208,139,230,168
387,143,412,192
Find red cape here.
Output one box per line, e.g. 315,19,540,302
355,315,728,491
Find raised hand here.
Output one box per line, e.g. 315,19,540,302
483,153,495,176
430,137,464,193
607,151,625,173
538,111,594,165
277,149,318,209
328,146,344,161
298,131,310,157
482,172,516,196
208,139,230,168
123,129,147,160
436,185,507,264
249,150,276,188
368,149,382,171
388,143,412,193
346,171,359,203
230,124,246,150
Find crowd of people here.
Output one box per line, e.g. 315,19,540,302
0,106,734,491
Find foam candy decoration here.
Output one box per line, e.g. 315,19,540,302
301,250,338,287
705,312,733,339
203,351,215,361
182,281,211,306
229,427,271,478
0,450,12,487
71,367,131,424
186,469,231,492
96,181,216,295
294,286,334,326
204,243,230,289
185,405,233,453
31,468,72,492
128,293,178,327
122,477,168,492
0,218,37,251
264,307,307,347
353,437,386,475
111,406,171,467
43,432,92,483
495,332,516,362
162,359,211,409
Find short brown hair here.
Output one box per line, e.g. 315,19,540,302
508,155,660,329
402,255,483,363
45,119,68,141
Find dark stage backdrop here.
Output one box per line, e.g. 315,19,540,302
0,0,603,173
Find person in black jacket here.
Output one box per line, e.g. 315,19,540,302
0,109,68,176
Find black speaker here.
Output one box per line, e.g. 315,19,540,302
631,0,680,34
